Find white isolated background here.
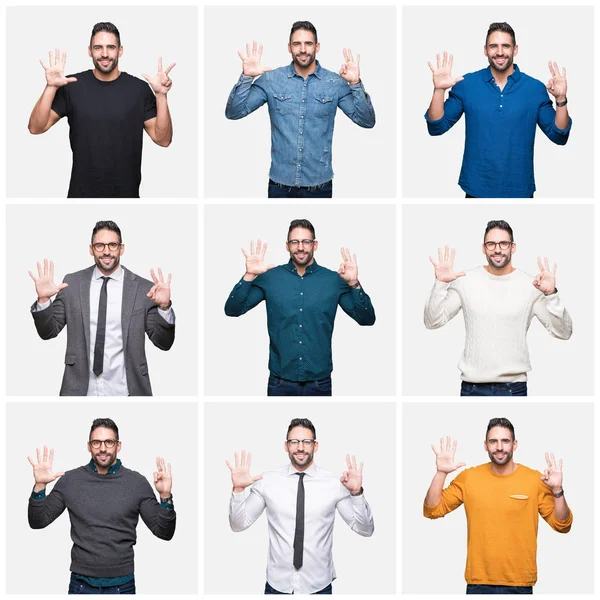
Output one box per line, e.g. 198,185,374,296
6,401,198,594
402,203,594,396
6,6,198,198
204,401,396,594
6,204,198,396
402,5,594,198
204,5,396,198
402,402,594,594
204,204,396,396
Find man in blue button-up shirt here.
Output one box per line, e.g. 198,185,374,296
225,219,375,395
425,22,571,198
225,21,375,198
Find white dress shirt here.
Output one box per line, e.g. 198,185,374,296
36,265,174,396
229,462,374,594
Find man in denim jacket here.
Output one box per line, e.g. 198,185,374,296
226,21,375,198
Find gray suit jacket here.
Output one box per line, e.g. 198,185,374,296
31,265,175,396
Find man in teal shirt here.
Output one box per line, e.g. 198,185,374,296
225,219,375,395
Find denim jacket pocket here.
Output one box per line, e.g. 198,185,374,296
314,94,335,117
273,93,293,115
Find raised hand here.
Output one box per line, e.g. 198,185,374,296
339,48,361,85
532,256,557,295
541,452,563,492
429,245,466,283
226,449,263,492
147,268,172,308
428,51,464,91
241,239,275,277
338,248,359,286
546,61,567,100
27,446,65,489
153,456,173,497
237,41,272,78
39,49,78,88
431,436,466,474
28,259,68,304
340,454,363,494
143,57,176,95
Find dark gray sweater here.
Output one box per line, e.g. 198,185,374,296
28,465,176,577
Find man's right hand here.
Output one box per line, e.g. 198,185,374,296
27,446,65,492
237,41,272,78
40,49,78,88
429,245,466,283
28,258,68,304
431,436,466,474
427,51,464,91
226,449,263,493
241,239,275,281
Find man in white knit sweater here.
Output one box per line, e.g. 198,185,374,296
424,220,572,396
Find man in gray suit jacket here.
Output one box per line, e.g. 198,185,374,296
29,220,175,396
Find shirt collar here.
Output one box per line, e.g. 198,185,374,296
87,458,122,474
287,60,322,79
484,63,521,82
283,258,319,276
287,462,317,478
92,264,123,281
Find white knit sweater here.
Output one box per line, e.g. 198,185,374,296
424,266,572,383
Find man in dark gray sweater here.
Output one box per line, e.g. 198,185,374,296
28,418,175,594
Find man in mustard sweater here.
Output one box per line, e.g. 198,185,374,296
423,417,572,594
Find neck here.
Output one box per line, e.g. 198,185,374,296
292,461,313,472
93,67,121,82
484,264,515,277
490,64,514,85
294,258,314,276
489,460,517,476
294,62,317,79
97,264,120,277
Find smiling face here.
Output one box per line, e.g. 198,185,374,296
286,226,318,269
88,31,123,75
484,426,518,467
484,31,518,74
288,28,320,71
89,228,125,275
284,426,319,471
482,227,515,272
88,426,121,473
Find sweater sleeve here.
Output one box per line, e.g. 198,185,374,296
423,470,467,519
138,478,176,541
28,481,67,529
424,280,463,329
537,478,573,533
532,292,572,340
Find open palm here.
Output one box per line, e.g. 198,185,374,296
40,49,77,88
28,446,64,485
432,436,466,474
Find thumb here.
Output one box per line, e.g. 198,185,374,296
65,77,78,83
456,462,466,469
454,76,464,84
153,471,159,483
55,471,65,478
265,264,275,271
252,475,263,482
456,271,466,278
262,67,273,72
58,283,69,291
142,73,151,83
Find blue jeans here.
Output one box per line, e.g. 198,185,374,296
268,179,333,198
466,194,534,199
265,581,332,594
467,584,532,594
460,382,527,397
267,373,332,396
68,574,135,594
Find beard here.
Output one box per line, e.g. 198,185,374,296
292,51,316,69
486,251,512,270
291,249,314,267
289,449,314,469
93,56,119,74
94,253,120,275
488,54,514,72
488,450,513,466
92,448,117,470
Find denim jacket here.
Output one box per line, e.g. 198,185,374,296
226,61,375,187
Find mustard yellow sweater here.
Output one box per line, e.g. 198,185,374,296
424,463,572,586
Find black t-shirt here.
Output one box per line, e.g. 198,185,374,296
52,70,157,198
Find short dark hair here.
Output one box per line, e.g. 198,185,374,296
486,22,516,47
90,22,121,47
287,418,316,440
287,219,315,241
290,21,318,44
486,417,515,441
90,418,119,440
91,220,122,244
484,220,514,243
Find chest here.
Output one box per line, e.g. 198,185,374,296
270,78,339,121
264,479,338,523
460,279,534,323
466,477,538,521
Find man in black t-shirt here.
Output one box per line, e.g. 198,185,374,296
28,21,175,198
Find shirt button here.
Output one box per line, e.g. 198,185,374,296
299,324,303,328
299,148,302,151
300,308,303,312
300,131,303,134
299,357,303,360
500,94,503,97
301,115,304,119
299,341,302,344
302,100,304,102
500,105,503,108
300,292,303,295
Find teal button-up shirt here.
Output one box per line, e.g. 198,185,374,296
225,259,375,381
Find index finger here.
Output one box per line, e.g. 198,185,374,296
164,62,176,75
150,268,159,284
346,453,352,469
158,56,163,72
548,61,555,76
537,256,544,272
158,267,165,283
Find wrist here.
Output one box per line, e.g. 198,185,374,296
350,486,364,496
33,482,47,492
37,296,50,305
233,486,245,494
158,300,172,310
243,273,257,282
555,95,567,104
348,280,360,288
160,493,173,501
552,487,564,497
544,287,558,296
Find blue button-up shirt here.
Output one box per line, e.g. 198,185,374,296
425,65,572,198
226,61,375,187
224,259,375,381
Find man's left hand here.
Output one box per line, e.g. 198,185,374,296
546,61,567,101
154,456,173,497
339,48,361,85
532,256,557,295
340,454,363,494
338,248,359,287
148,267,172,308
143,57,176,95
541,451,563,493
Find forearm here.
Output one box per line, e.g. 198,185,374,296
342,82,375,128
229,490,265,532
153,94,173,146
424,280,460,329
427,88,446,121
28,86,58,134
146,307,176,350
224,278,263,317
552,492,570,521
554,103,569,130
424,471,447,506
31,298,65,340
346,494,374,536
225,75,263,120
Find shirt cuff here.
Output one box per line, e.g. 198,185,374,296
551,117,572,134
350,492,367,506
31,487,46,500
160,498,175,510
157,306,175,324
231,490,246,503
424,109,444,124
236,74,254,86
35,299,52,311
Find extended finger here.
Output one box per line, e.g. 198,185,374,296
427,61,435,73
346,453,352,469
431,443,439,456
61,51,67,66
250,239,255,255
40,58,49,70
359,461,363,473
445,435,450,452
438,247,443,263
158,267,165,283
545,451,552,467
442,50,448,68
347,49,354,63
543,256,550,271
559,458,563,471
252,40,257,55
246,42,251,57
343,48,348,62
241,247,249,258
450,247,456,265
247,452,252,471
261,241,268,257
436,53,441,70
258,44,264,62
28,270,37,283
234,451,239,468
36,447,41,463
241,448,246,466
553,62,560,76
49,448,55,467
351,455,358,470
55,48,60,64
225,459,233,471
548,61,555,77
562,67,566,78
428,256,437,268
50,260,55,280
156,456,162,470
356,54,360,67
158,56,163,73
44,257,49,276
27,455,36,466
43,445,49,463
167,463,172,475
553,263,557,274
444,245,449,262
550,452,556,466
164,62,176,75
150,268,159,284
256,239,262,255
537,256,544,272
353,253,357,264
237,50,245,61
448,53,454,71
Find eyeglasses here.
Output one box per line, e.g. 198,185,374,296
484,241,513,250
287,239,315,248
89,439,118,448
286,439,316,447
92,242,122,252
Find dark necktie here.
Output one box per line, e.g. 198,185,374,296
93,276,110,377
293,472,306,570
